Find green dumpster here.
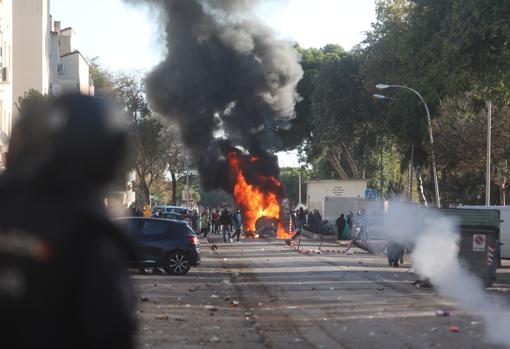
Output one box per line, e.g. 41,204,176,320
441,208,500,287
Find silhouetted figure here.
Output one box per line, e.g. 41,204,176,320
0,94,136,349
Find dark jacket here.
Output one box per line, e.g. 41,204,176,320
0,176,136,349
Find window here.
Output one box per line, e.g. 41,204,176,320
57,63,65,75
125,219,142,237
142,221,168,236
168,221,191,238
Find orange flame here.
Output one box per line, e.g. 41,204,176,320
228,151,290,239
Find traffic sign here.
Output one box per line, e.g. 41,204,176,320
473,234,486,251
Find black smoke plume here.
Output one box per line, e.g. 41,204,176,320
124,0,302,192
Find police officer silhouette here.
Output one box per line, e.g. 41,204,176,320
0,94,136,348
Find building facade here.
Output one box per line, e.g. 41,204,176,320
12,0,94,122
0,0,13,168
12,0,51,117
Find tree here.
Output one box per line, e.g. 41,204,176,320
159,122,188,205
433,95,510,205
16,89,50,117
310,54,386,180
88,57,114,97
277,45,346,150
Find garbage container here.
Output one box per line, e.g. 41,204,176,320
441,208,500,287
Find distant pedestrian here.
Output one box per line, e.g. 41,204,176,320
335,214,345,240
220,208,233,242
200,211,210,238
297,207,305,229
232,209,242,242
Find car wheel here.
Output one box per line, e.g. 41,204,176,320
163,252,191,275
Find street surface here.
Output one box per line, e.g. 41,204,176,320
133,236,510,348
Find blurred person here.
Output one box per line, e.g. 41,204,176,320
200,210,210,238
335,213,345,241
0,94,136,349
220,207,233,242
232,208,242,242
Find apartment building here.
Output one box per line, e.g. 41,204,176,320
12,0,94,121
0,0,12,168
12,0,51,114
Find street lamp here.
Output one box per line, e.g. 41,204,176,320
375,84,441,208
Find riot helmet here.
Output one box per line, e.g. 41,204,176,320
7,94,127,193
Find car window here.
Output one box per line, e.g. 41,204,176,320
120,219,142,237
142,221,168,236
168,221,192,237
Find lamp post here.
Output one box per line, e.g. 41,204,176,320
374,84,441,208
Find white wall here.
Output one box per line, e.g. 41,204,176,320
307,180,367,205
0,0,13,145
12,0,50,119
57,51,93,95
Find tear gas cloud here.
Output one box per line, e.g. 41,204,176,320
381,202,510,347
123,0,303,192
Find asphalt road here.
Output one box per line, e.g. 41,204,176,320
132,236,510,349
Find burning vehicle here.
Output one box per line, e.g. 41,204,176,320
128,0,303,237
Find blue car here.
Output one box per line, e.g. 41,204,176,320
114,217,200,275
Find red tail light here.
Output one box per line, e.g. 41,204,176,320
187,236,199,245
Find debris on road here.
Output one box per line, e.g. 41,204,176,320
230,300,240,307
430,327,438,332
189,288,196,292
436,310,450,317
450,325,459,333
209,336,220,343
211,245,218,251
204,305,218,311
210,294,219,298
140,296,150,302
156,315,169,320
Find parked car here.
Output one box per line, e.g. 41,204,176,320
113,217,200,275
152,205,188,216
162,212,185,221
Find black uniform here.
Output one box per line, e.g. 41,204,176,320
0,94,136,349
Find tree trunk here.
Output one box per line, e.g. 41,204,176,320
342,143,359,179
140,180,150,206
323,147,349,180
170,167,178,205
415,167,428,207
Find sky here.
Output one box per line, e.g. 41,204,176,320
50,0,377,166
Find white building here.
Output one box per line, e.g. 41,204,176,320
12,0,51,117
0,0,13,168
12,0,94,122
307,180,368,222
51,23,94,96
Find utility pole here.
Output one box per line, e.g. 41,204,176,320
380,140,383,199
486,101,492,206
409,144,414,202
298,169,302,206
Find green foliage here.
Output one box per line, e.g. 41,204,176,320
16,89,50,118
277,45,346,150
88,57,114,97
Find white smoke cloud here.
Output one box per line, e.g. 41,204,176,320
380,202,510,347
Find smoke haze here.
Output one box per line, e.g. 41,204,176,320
123,0,302,192
382,203,510,347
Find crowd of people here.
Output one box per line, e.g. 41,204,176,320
141,205,245,243
294,207,325,234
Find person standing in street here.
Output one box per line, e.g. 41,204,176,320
335,213,345,241
0,94,136,349
220,207,233,242
232,208,243,242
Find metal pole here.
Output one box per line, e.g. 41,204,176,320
298,170,302,205
380,140,383,199
383,85,441,208
409,144,414,202
486,101,492,206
